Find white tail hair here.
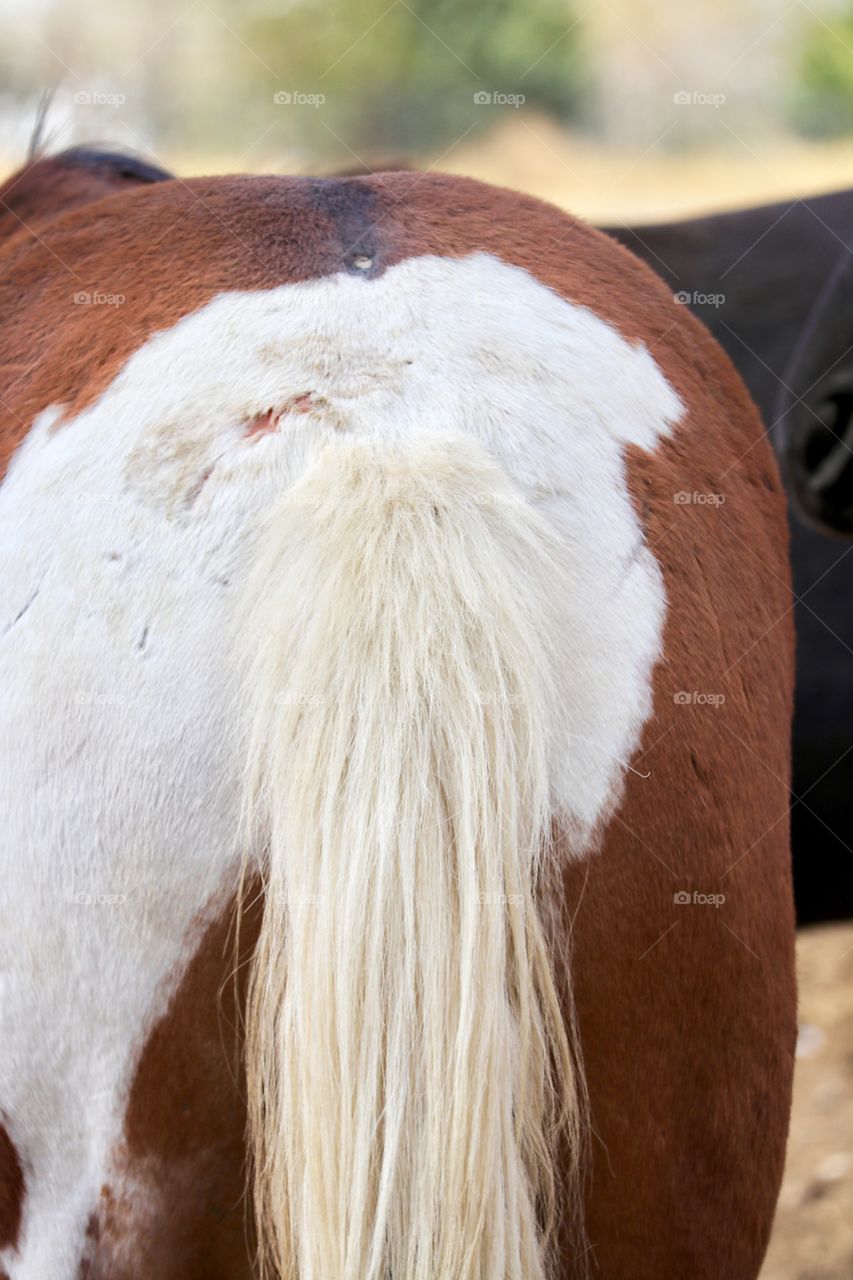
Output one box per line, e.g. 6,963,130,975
240,433,585,1280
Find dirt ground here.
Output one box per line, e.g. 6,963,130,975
761,924,853,1280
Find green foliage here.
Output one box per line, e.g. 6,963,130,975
229,0,587,160
791,8,853,137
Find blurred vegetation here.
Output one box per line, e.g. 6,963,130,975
233,0,589,158
792,7,853,137
2,0,853,177
0,0,588,165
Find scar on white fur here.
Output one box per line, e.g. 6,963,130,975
245,393,321,440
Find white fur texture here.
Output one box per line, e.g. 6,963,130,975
241,434,585,1279
0,251,680,1276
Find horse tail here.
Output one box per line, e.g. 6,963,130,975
240,433,585,1279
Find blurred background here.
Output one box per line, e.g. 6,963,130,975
6,0,853,220
2,1,853,1276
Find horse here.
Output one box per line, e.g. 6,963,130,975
0,146,796,1279
607,196,853,926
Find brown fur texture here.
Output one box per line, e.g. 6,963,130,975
0,153,795,1278
76,891,261,1280
0,1126,24,1254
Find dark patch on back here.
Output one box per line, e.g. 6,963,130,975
0,1120,25,1251
305,177,385,277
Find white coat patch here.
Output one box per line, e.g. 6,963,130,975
0,251,681,1276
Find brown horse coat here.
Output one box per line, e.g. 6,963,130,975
0,150,794,1279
